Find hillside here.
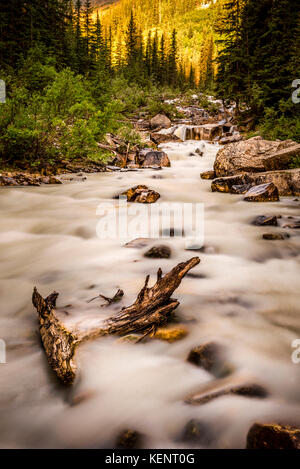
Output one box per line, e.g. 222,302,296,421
96,0,224,85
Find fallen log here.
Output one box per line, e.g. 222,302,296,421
32,257,200,385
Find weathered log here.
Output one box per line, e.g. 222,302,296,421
32,257,200,385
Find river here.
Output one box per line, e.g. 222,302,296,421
1,138,300,448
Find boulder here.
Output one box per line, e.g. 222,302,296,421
144,245,171,259
244,183,279,202
246,423,300,449
201,170,216,180
120,185,160,204
252,215,278,226
211,169,300,197
186,123,223,141
150,133,180,145
138,149,171,168
150,114,171,130
214,136,300,177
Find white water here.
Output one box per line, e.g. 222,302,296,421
1,139,300,448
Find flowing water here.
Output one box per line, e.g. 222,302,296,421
1,139,300,448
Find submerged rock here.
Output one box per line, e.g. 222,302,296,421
144,245,172,259
120,185,160,203
125,238,152,249
187,342,229,377
244,183,279,202
155,326,188,343
116,429,142,449
181,420,214,446
214,136,300,177
186,382,268,406
246,423,300,449
262,233,288,240
252,215,278,226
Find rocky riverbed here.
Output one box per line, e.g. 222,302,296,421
1,97,300,449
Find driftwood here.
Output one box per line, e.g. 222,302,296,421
32,257,200,385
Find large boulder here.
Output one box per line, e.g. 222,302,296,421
138,149,171,168
150,114,171,130
246,423,300,449
211,169,300,196
214,136,300,177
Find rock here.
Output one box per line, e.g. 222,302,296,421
231,184,253,194
219,134,243,145
211,169,300,197
125,238,152,249
252,215,278,226
214,136,299,177
144,245,171,259
244,183,279,202
150,133,180,145
195,148,204,156
186,382,268,406
120,185,160,204
49,176,62,184
201,170,216,180
187,342,228,377
155,326,188,343
138,149,171,168
150,114,171,130
181,420,214,446
246,423,300,449
116,429,142,449
186,123,224,141
283,221,300,229
262,233,288,240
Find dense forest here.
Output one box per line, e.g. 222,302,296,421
0,0,299,172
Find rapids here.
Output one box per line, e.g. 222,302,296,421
0,139,300,448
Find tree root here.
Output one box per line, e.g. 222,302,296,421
32,257,200,385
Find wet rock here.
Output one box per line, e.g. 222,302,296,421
211,169,300,197
120,185,160,204
214,136,299,177
186,123,223,141
195,148,204,156
246,423,300,449
201,170,216,180
231,184,253,194
187,342,228,377
262,233,288,240
252,215,278,226
125,238,152,249
138,149,170,168
144,245,171,259
244,183,279,202
181,420,214,446
150,114,171,130
116,429,142,449
155,326,188,343
186,382,268,405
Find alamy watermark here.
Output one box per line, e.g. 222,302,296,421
291,339,300,364
96,198,204,248
0,339,6,364
292,79,300,104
